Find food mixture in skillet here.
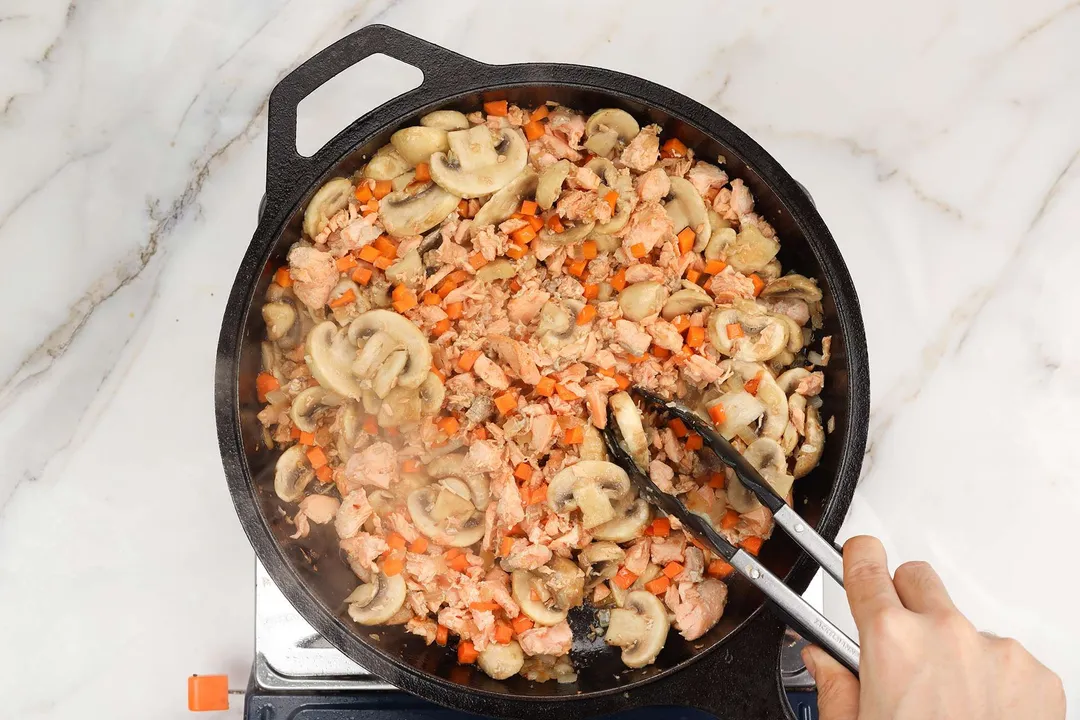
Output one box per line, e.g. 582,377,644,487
256,100,832,682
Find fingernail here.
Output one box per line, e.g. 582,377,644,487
801,647,817,679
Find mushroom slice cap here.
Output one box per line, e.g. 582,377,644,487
776,368,812,394
606,590,669,668
592,497,651,542
512,570,568,626
431,127,528,198
447,125,500,171
377,385,423,428
346,572,407,625
418,371,445,416
475,258,517,283
610,392,649,469
539,220,595,246
290,386,328,433
732,361,788,440
583,128,619,158
661,288,712,320
390,126,449,167
618,281,668,322
274,445,314,502
378,183,461,237
760,274,823,302
594,184,632,235
478,641,525,680
372,349,409,398
421,110,470,131
664,177,711,250
306,321,363,399
793,405,824,479
349,310,432,390
472,168,538,227
744,437,795,498
352,330,399,380
721,225,780,274
385,249,422,285
303,177,353,238
707,306,788,362
406,485,485,547
547,461,631,529
704,226,737,261
536,160,572,210
363,145,411,180
262,301,297,342
585,108,640,143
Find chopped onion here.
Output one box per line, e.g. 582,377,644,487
265,388,289,406
715,390,765,439
807,350,824,366
734,424,759,445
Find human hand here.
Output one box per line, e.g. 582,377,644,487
803,535,1065,720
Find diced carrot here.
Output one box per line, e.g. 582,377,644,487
373,255,392,270
423,292,441,306
457,349,481,372
610,268,627,291
671,315,691,333
386,531,407,551
256,372,280,402
708,471,726,489
305,448,327,470
726,323,745,339
629,242,647,259
652,517,671,537
354,183,373,202
336,255,358,272
299,431,316,446
582,283,599,299
677,227,696,254
742,536,764,556
597,366,615,378
436,279,458,298
483,100,508,116
402,459,421,473
520,199,538,216
535,376,556,397
511,615,534,635
668,418,689,438
511,226,537,245
361,199,380,216
372,180,392,200
469,252,488,270
530,105,550,122
686,326,705,347
662,562,685,579
645,575,671,595
506,244,527,260
743,372,763,396
414,162,431,182
685,268,702,284
436,624,449,646
494,393,517,415
361,416,379,435
614,374,631,390
445,302,463,320
604,191,618,213
328,289,356,308
433,318,452,336
374,236,396,258
526,214,544,232
273,267,293,288
707,403,727,425
567,258,588,278
499,536,515,558
721,509,740,530
469,601,500,612
580,240,598,260
529,483,548,505
382,554,405,576
707,559,735,579
563,426,584,445
704,259,728,275
652,345,670,360
749,273,765,296
524,120,546,141
457,199,471,217
437,416,460,436
661,137,688,158
391,288,417,313
576,305,596,325
546,214,565,233
290,426,301,440
457,640,479,664
494,622,514,645
358,245,381,264
315,465,332,483
613,567,638,590
408,536,429,554
554,383,578,402
450,553,470,572
513,462,533,481
686,434,703,451
444,548,462,560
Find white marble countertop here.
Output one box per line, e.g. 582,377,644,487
2,0,1078,717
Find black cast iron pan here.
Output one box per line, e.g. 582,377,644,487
215,24,870,720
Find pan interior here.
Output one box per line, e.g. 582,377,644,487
234,85,856,697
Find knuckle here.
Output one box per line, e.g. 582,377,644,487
894,560,932,581
846,557,886,586
868,606,906,637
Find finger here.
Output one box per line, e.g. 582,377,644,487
803,645,860,720
892,560,955,615
843,535,902,630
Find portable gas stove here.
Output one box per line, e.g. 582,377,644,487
194,562,822,719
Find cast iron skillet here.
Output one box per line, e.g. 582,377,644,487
215,24,870,720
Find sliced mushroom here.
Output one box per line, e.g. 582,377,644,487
780,420,800,456
391,169,417,193
660,287,712,320
583,128,619,158
430,127,528,198
592,497,651,542
540,220,595,246
303,177,353,238
760,258,783,282
760,274,823,302
590,232,621,254
307,321,363,398
547,461,631,529
793,405,824,479
372,349,408,398
707,306,788,362
618,281,668,322
349,310,432,390
704,226,737,261
290,386,328,433
610,392,649,469
585,108,640,144
390,126,449,167
721,225,780,274
605,591,669,668
594,184,633,235
478,641,525,680
744,437,795,499
418,371,446,416
732,361,788,440
664,177,711,250
262,301,297,342
776,368,812,394
346,572,407,625
472,168,538,227
337,401,363,458
363,145,411,181
377,385,424,428
578,541,625,587
407,484,485,547
579,424,608,461
544,556,586,610
536,160,572,210
536,301,576,349
425,454,490,512
378,184,461,237
421,110,470,131
385,249,422,285
771,312,805,353
512,569,568,626
274,445,314,502
476,258,517,283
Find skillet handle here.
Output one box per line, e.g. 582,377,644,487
263,24,488,218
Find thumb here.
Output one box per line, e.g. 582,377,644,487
803,645,860,720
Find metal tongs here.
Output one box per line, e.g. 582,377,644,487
602,387,860,676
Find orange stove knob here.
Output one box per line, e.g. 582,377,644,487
187,674,229,712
